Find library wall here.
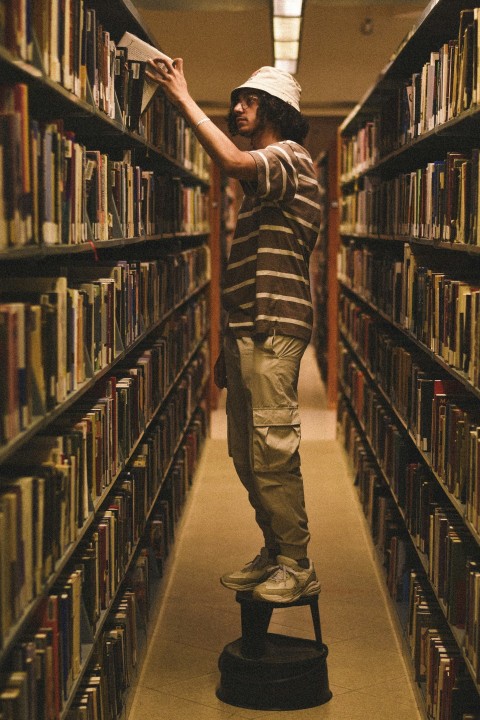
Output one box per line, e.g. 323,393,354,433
0,2,214,719
338,2,480,718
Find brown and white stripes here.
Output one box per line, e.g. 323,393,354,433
222,140,321,342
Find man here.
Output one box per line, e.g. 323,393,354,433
147,57,321,603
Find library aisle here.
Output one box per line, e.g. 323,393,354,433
128,345,422,720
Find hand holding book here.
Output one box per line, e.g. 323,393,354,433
118,31,173,112
146,56,190,110
145,56,216,139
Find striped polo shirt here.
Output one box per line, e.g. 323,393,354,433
222,140,321,342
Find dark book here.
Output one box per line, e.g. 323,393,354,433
114,47,128,121
126,60,146,133
446,532,468,627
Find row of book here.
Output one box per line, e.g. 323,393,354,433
341,9,480,180
3,0,121,114
338,240,480,388
339,348,480,633
0,3,211,181
340,320,480,540
341,365,479,664
340,149,480,245
65,411,207,720
0,317,208,650
340,123,379,184
143,95,211,182
342,416,411,601
0,246,210,445
339,403,480,708
340,352,412,515
338,241,402,322
339,292,480,534
408,572,480,718
83,407,206,719
68,585,140,720
0,84,210,249
0,393,207,720
0,566,141,720
0,404,207,720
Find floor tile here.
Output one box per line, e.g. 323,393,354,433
128,685,237,720
231,687,420,720
139,638,220,690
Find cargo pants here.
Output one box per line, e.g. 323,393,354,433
224,333,310,560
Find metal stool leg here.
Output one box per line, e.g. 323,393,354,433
238,594,274,658
308,596,323,647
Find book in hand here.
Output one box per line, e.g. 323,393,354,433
117,31,172,112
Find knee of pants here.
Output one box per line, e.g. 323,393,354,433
252,407,301,473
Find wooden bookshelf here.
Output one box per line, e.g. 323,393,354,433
312,141,339,410
338,1,480,716
0,2,214,718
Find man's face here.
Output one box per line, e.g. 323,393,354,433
233,93,261,137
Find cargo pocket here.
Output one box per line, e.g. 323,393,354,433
252,407,301,473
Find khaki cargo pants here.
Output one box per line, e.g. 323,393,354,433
224,333,310,560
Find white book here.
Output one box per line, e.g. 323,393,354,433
118,31,172,112
62,0,73,90
49,0,61,83
9,477,34,608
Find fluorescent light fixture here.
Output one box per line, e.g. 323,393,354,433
273,0,303,17
271,0,304,74
273,16,301,41
275,58,298,74
274,40,299,60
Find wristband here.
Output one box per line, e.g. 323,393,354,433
195,116,210,128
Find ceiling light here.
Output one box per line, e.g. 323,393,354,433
275,59,298,74
273,16,301,41
273,0,303,17
274,41,299,60
271,0,304,74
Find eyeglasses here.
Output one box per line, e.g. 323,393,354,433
234,94,259,110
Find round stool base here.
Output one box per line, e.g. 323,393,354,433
217,632,332,710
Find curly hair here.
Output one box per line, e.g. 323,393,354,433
227,89,309,145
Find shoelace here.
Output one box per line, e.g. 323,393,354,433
267,564,290,584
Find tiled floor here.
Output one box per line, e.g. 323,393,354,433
128,345,423,720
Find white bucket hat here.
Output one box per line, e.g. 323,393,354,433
232,66,302,112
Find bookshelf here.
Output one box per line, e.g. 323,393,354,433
0,2,212,718
338,1,480,717
312,143,339,409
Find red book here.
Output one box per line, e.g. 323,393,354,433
36,594,61,720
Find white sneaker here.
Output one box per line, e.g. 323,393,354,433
252,555,321,603
220,548,278,591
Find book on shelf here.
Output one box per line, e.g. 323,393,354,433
339,3,480,714
117,32,172,113
1,275,68,404
341,9,480,169
0,84,32,249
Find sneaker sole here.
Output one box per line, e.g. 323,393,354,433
220,577,262,591
253,579,321,603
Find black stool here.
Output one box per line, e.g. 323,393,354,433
217,592,332,710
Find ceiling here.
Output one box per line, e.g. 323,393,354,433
136,0,428,117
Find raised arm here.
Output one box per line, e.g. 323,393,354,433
146,57,256,181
